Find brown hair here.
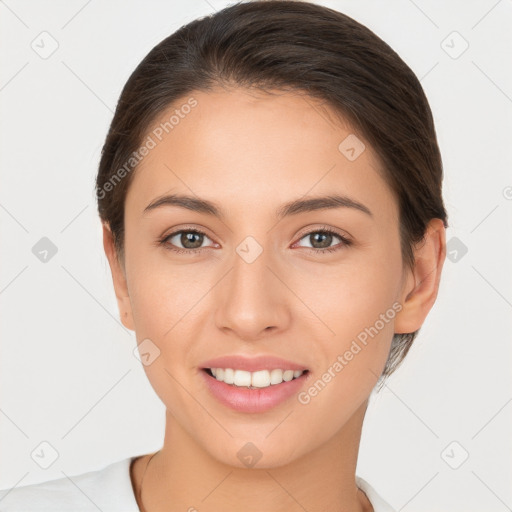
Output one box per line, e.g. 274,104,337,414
95,0,448,381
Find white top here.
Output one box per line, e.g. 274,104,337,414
0,456,395,511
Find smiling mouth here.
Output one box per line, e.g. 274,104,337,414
203,368,309,389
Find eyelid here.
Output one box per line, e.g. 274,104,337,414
161,225,218,250
162,224,215,240
292,225,352,250
295,224,351,241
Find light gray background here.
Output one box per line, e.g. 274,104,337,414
1,1,511,510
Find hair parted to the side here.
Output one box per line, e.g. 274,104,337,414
95,0,448,383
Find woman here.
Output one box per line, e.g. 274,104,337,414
0,1,447,510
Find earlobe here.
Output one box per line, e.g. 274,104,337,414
102,222,135,331
394,218,446,334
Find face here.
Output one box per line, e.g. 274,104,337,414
109,87,424,468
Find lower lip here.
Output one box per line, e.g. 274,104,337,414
200,370,308,413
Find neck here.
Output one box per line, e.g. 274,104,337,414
137,400,372,512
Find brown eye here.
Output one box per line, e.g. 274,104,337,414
177,231,204,249
295,228,352,254
308,231,335,249
161,229,215,253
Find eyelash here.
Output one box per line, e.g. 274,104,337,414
159,226,352,256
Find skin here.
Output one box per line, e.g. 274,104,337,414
102,87,446,512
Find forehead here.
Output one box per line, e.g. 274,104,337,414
125,87,397,224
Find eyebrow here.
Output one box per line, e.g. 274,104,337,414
143,193,373,219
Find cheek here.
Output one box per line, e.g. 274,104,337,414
126,244,206,335
125,254,206,411
296,274,398,427
290,249,402,342
291,248,402,404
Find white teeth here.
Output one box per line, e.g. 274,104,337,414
233,370,252,387
223,368,235,384
270,369,283,385
282,370,294,382
208,368,305,388
251,370,270,388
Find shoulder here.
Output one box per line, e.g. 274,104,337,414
0,456,140,512
356,475,396,512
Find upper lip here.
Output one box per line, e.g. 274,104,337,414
200,355,308,372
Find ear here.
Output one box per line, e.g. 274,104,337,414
102,222,135,331
394,218,446,334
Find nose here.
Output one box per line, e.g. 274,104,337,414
214,243,291,342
